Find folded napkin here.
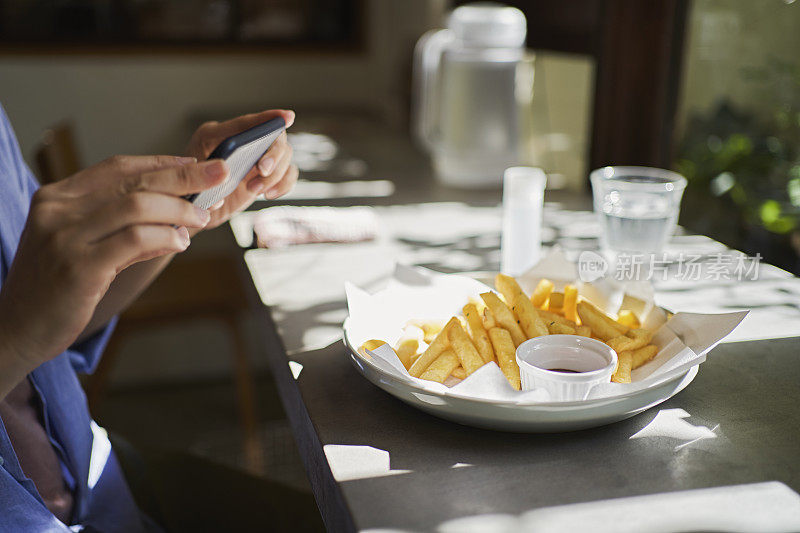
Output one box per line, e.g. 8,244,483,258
253,206,379,248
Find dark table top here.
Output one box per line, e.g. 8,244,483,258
233,123,800,532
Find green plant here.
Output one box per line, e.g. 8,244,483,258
675,57,800,235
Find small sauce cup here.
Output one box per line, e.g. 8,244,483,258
516,335,617,401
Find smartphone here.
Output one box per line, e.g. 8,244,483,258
185,116,286,209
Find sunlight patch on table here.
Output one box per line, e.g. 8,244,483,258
629,408,717,450
432,482,800,533
518,481,800,533
324,445,411,482
359,527,417,533
278,179,395,201
438,514,519,533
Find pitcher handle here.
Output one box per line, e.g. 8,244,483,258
412,28,452,150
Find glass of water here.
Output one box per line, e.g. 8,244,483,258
590,166,687,253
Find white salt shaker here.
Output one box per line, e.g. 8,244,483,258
501,167,547,276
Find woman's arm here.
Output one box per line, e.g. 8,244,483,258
75,254,173,343
0,331,36,400
0,156,229,398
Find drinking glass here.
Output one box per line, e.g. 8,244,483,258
590,166,687,253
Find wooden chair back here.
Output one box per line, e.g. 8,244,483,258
34,121,82,184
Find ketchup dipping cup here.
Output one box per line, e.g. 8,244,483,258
516,335,618,401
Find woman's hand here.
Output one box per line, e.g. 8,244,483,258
185,109,298,230
0,155,228,370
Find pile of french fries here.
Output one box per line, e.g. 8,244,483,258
359,274,659,391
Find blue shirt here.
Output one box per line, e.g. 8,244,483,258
0,104,157,532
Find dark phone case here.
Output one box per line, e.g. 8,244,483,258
185,116,285,209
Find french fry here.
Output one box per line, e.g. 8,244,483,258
463,303,495,364
630,344,658,369
607,335,638,353
359,339,387,357
607,328,653,354
620,294,648,323
628,327,653,342
360,339,386,351
371,274,657,388
531,278,554,308
494,275,530,312
548,322,576,335
579,301,629,335
577,301,627,341
407,319,447,344
512,294,550,339
495,274,550,339
448,322,486,375
395,338,419,370
420,321,445,344
617,309,641,329
409,317,457,377
480,292,526,347
419,349,460,383
622,328,653,352
482,306,497,329
548,292,564,311
451,366,467,380
488,327,521,390
563,285,579,323
494,274,521,308
538,309,577,328
612,351,633,383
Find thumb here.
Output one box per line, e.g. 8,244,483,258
209,109,295,144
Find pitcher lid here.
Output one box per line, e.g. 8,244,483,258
448,3,527,48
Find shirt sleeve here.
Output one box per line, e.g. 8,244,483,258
0,104,118,375
0,104,40,198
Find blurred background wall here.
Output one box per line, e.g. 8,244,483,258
0,1,446,165
0,0,594,191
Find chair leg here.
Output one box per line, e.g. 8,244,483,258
223,314,265,475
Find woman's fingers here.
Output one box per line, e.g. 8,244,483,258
91,224,190,274
213,110,295,143
246,132,288,192
262,148,294,196
79,192,211,242
125,159,228,197
194,110,294,159
247,136,293,194
264,164,299,200
101,154,198,176
64,155,197,195
256,132,288,177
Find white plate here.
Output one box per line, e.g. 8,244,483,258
343,318,698,432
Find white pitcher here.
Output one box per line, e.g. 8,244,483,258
412,3,533,188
